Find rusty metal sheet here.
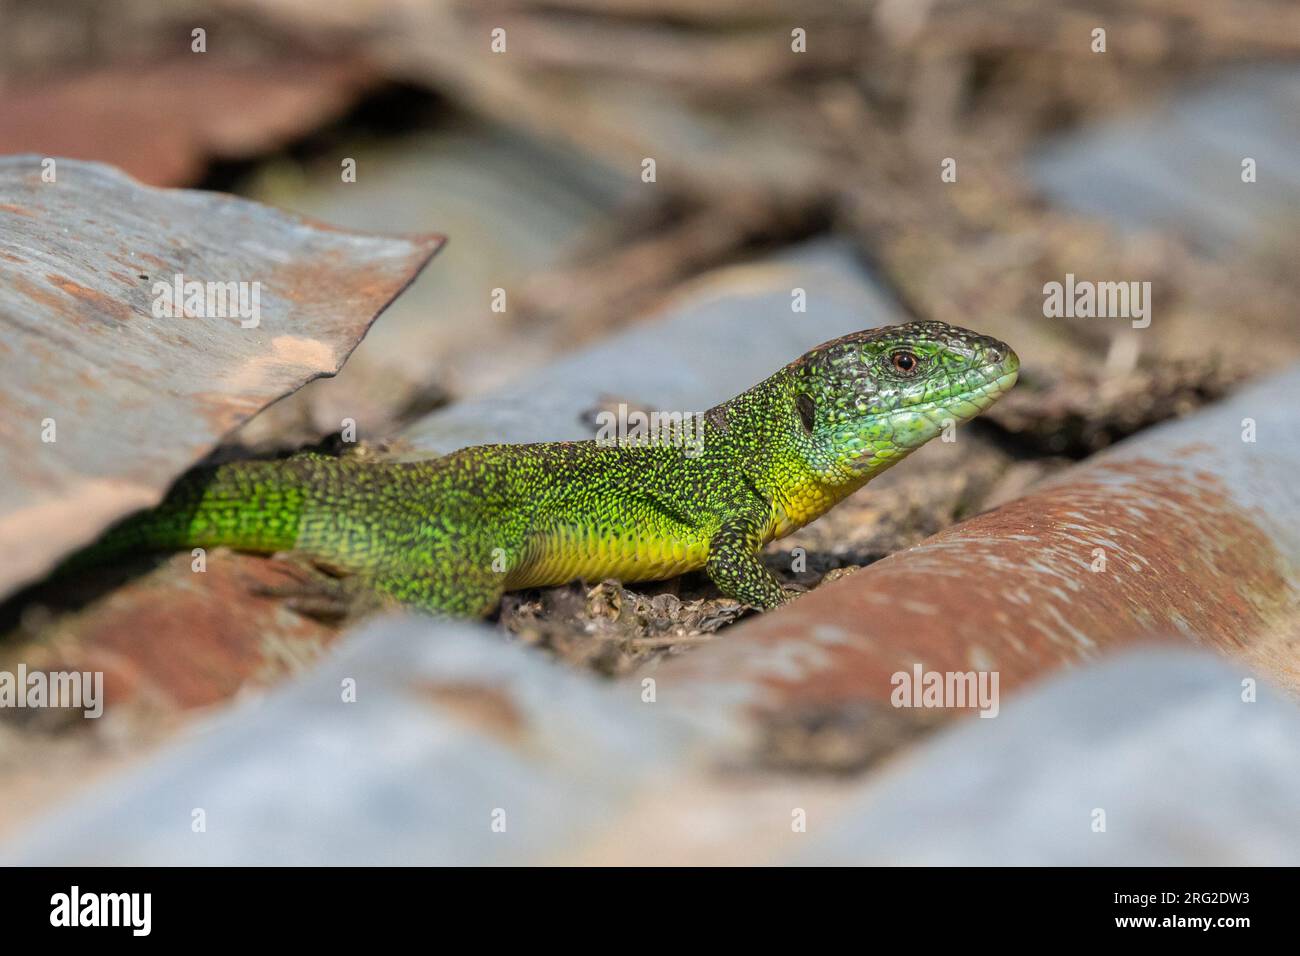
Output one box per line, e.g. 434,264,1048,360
2,553,342,714
638,364,1300,770
0,616,698,865
0,552,351,843
0,156,442,599
0,240,897,847
0,58,376,187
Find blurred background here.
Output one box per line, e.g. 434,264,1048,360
2,0,1300,864
5,0,1299,439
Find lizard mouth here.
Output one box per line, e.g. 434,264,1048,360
928,366,1019,427
897,363,1020,421
950,348,1021,414
843,359,1019,472
967,365,1020,408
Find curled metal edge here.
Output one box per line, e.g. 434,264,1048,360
0,156,443,598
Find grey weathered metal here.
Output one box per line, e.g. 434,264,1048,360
0,157,442,598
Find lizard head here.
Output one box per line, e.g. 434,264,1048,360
789,320,1019,479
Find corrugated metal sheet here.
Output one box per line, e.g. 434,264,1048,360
6,300,1299,864
0,616,698,865
796,649,1300,865
636,363,1300,770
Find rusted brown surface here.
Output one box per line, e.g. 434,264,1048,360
414,682,530,747
0,157,442,600
0,58,376,187
2,553,340,713
754,457,1287,699
0,549,346,836
642,393,1300,768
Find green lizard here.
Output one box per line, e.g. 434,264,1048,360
67,321,1018,617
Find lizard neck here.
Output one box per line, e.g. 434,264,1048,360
763,462,878,541
711,372,881,541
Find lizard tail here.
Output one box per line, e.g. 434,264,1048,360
55,458,316,576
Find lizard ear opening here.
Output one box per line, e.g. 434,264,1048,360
796,393,816,434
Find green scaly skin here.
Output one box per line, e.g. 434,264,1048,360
68,321,1019,617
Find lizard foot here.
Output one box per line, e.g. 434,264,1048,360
251,553,386,622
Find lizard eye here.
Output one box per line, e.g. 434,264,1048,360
796,393,816,434
891,350,920,375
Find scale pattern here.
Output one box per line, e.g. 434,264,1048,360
73,322,1019,616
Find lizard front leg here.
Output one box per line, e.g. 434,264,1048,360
705,514,791,610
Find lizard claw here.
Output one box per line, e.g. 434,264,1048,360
250,554,381,622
